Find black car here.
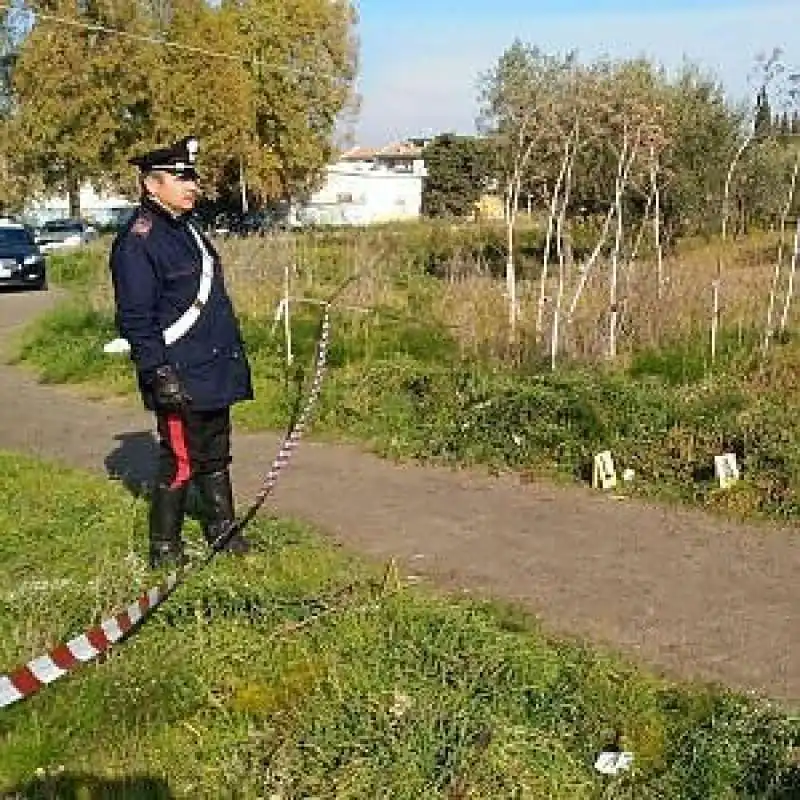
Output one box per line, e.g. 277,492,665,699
0,222,47,290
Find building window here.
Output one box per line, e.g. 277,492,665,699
336,192,354,203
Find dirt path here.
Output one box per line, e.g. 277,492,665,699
1,289,798,706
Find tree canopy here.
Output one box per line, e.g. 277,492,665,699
421,133,493,218
475,41,798,240
0,0,358,215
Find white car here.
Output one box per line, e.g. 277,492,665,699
35,219,97,253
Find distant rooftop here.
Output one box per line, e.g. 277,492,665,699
340,138,431,162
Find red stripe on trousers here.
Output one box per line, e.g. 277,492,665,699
166,414,192,488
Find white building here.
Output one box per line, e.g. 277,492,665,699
24,183,136,228
290,139,429,227
21,138,431,229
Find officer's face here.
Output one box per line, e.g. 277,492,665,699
144,171,199,214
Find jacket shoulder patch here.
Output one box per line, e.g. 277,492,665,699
131,215,152,237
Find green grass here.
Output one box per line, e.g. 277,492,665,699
14,243,800,523
0,450,798,798
44,243,111,289
11,301,135,390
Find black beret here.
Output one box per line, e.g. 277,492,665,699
129,135,200,178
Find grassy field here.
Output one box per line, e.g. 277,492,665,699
0,450,798,798
12,226,800,524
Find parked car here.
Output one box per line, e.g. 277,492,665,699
35,218,97,252
0,219,47,290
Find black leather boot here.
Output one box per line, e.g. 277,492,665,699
148,483,189,569
194,469,251,555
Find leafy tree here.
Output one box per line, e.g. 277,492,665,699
421,133,491,218
235,0,359,203
730,136,797,234
754,85,773,139
0,44,15,117
656,64,742,239
3,0,358,214
9,0,163,215
0,2,32,212
145,0,253,202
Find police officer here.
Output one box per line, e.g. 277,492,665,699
109,135,253,568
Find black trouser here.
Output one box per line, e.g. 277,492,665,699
149,407,248,564
155,407,232,488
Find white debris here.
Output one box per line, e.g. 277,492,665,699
594,750,634,776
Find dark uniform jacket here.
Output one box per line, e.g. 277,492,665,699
109,197,253,412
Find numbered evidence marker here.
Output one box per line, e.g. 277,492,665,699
714,453,740,490
593,450,618,490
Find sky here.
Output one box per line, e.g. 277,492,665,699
352,0,799,146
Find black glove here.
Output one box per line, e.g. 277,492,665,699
150,365,191,412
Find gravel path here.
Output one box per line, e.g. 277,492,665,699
1,288,798,705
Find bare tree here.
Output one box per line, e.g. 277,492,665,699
650,144,665,298
779,217,800,333
549,121,578,368
537,118,580,341
713,49,788,363
763,156,799,354
558,60,666,363
478,41,577,345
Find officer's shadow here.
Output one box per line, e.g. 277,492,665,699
104,431,203,519
104,431,158,499
5,771,174,799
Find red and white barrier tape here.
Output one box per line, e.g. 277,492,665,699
232,306,331,533
0,574,178,709
1,301,333,711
